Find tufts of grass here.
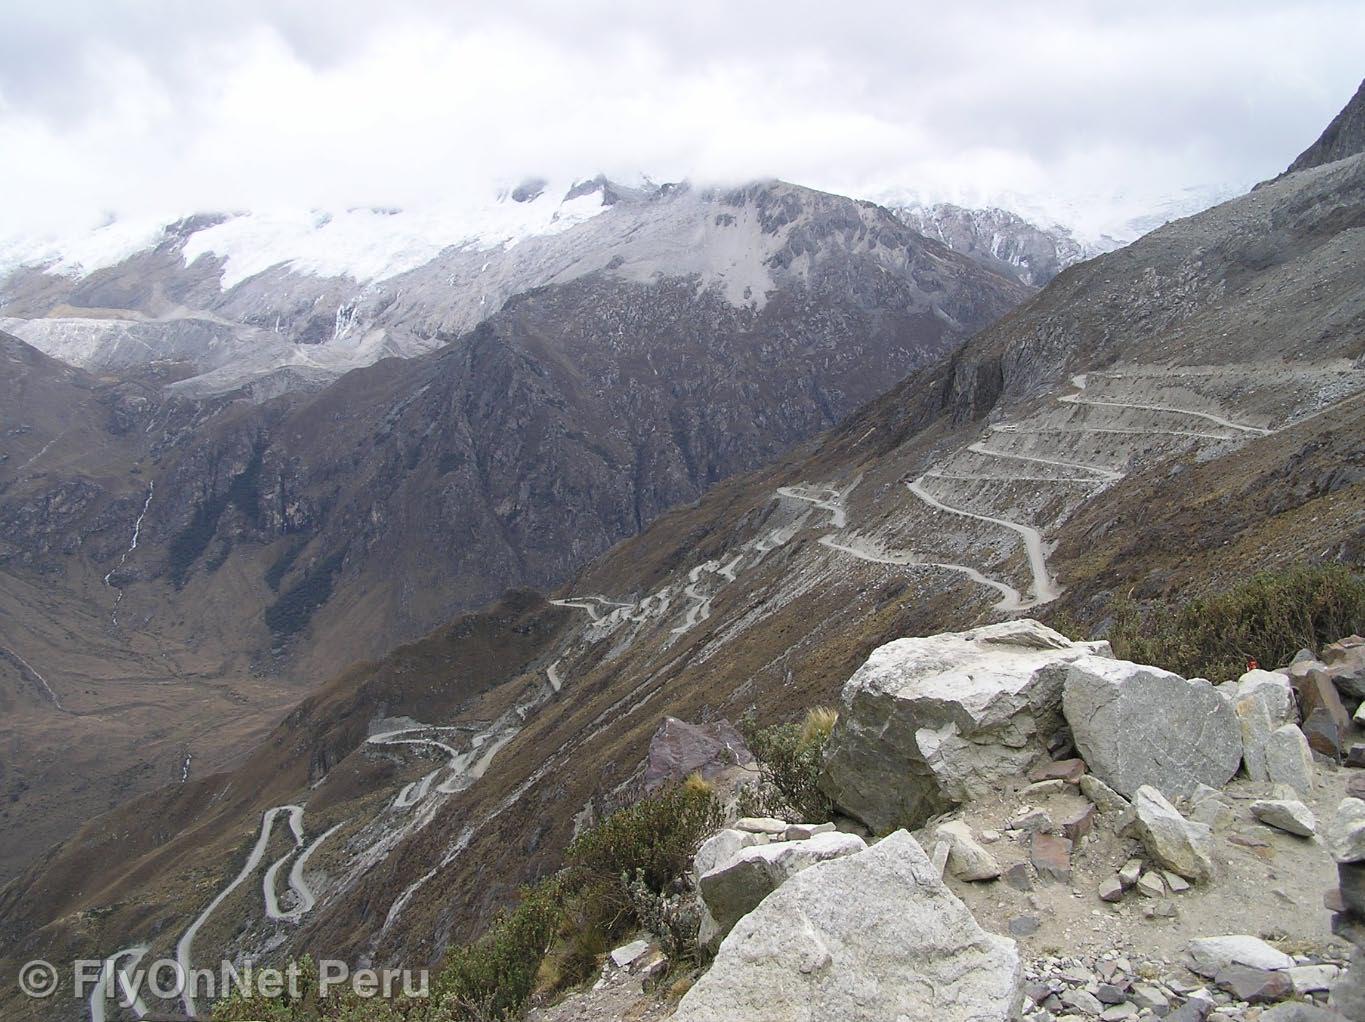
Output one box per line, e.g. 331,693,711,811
738,708,838,823
1105,564,1365,682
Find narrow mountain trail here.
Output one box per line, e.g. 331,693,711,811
905,476,1060,606
176,804,304,1018
1059,374,1271,435
965,439,1123,482
817,536,1026,611
88,946,149,1022
270,823,345,923
0,643,65,711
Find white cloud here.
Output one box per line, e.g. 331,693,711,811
0,1,1361,237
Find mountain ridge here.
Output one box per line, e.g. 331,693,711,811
2,123,1360,1022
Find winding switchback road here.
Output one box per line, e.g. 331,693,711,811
176,805,303,1018
905,476,1061,606
89,946,149,1022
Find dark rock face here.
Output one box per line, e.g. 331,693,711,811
1288,78,1365,173
644,717,753,790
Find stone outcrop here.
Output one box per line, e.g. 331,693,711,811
1322,635,1365,702
1063,657,1242,799
674,831,1023,1022
697,831,867,947
644,717,753,791
820,620,1108,832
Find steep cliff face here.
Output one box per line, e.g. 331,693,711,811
1288,77,1365,173
4,125,1360,1021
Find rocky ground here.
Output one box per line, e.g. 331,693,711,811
525,623,1365,1021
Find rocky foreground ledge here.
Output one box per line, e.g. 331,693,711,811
538,622,1365,1021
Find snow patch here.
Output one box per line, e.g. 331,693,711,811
181,184,610,288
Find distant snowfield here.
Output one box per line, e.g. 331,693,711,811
181,185,611,288
871,180,1253,251
0,180,611,288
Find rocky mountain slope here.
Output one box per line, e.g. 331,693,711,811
1288,77,1365,174
891,202,1101,285
0,183,1027,880
1,92,1360,1022
0,179,1024,398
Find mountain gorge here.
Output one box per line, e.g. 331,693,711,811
0,181,1028,880
1,86,1361,1022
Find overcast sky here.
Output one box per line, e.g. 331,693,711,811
0,1,1361,236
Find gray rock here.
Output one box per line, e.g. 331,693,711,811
735,816,789,835
1063,656,1242,799
697,831,867,946
674,831,1023,1022
1080,774,1132,814
1186,935,1295,976
783,822,836,841
1213,964,1293,1003
1287,964,1340,994
1330,946,1365,1020
1263,724,1315,797
1259,1004,1344,1022
931,840,951,877
1009,915,1041,936
1004,861,1033,892
1124,786,1215,882
1328,798,1365,863
1098,876,1125,903
1190,798,1235,830
1062,989,1105,1016
1136,871,1166,898
1250,798,1316,837
1322,635,1365,701
1234,671,1296,782
693,828,766,879
820,620,1106,832
935,819,1003,881
645,716,754,790
1118,858,1143,889
609,939,650,969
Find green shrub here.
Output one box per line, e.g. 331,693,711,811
219,784,722,1021
432,879,565,1021
1106,564,1365,682
738,707,837,823
566,784,722,899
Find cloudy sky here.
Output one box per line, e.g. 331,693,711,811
0,1,1361,237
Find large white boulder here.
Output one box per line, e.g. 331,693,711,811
820,620,1106,832
674,831,1022,1022
693,828,767,880
698,831,867,947
1063,656,1242,799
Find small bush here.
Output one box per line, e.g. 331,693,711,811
738,707,838,823
432,879,565,1021
624,869,704,966
1106,564,1365,682
566,784,722,898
